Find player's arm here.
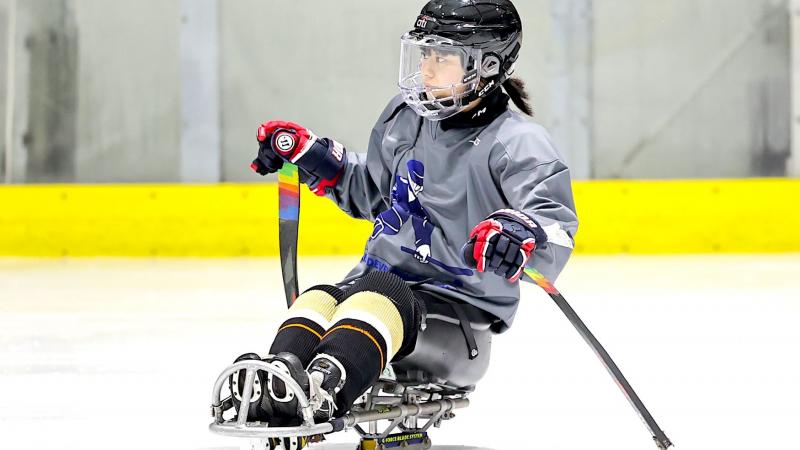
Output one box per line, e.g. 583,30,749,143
251,120,347,196
324,96,411,221
323,125,392,221
250,98,405,221
463,129,578,283
498,157,578,282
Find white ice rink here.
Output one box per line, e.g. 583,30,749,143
1,255,799,450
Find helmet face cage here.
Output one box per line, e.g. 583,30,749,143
398,33,483,121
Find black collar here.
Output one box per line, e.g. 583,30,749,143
440,90,510,131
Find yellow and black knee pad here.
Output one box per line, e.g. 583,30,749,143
314,272,423,413
269,284,345,365
332,272,422,367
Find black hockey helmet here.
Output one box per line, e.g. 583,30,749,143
399,0,523,120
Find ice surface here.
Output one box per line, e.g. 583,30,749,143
1,255,799,449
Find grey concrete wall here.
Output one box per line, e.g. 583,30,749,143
0,1,793,182
0,0,34,183
218,0,554,182
180,0,221,183
24,0,78,183
72,0,181,183
593,0,791,178
1,0,182,183
792,0,800,176
0,1,8,182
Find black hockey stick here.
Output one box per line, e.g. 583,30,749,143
400,246,474,276
277,164,301,307
523,267,673,449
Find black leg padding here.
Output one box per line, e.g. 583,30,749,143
343,271,422,358
269,284,344,366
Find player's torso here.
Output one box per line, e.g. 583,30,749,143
380,110,510,240
354,109,521,322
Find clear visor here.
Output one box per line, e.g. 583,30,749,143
398,33,482,121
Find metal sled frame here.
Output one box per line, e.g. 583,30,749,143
210,360,321,438
349,378,469,445
209,360,469,442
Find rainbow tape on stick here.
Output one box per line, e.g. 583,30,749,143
278,165,300,221
523,268,560,295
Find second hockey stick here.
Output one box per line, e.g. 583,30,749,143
523,267,673,450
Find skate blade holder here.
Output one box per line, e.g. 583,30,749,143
347,379,469,450
210,361,470,441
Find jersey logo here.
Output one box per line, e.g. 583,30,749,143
470,137,481,146
369,160,473,277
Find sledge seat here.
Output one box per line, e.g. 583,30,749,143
391,291,498,390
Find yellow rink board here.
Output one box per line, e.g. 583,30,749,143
0,179,798,256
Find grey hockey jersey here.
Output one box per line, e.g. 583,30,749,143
323,95,578,331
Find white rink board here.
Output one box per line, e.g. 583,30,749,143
1,255,799,450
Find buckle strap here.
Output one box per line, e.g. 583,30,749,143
448,302,479,360
417,289,480,361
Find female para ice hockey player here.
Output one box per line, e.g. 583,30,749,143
241,0,578,427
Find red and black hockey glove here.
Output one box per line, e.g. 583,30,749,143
250,120,347,196
462,209,548,283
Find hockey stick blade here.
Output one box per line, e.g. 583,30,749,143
278,164,300,307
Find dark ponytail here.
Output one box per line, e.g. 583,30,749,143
502,77,533,116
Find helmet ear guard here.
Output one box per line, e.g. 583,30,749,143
475,39,521,98
480,54,501,78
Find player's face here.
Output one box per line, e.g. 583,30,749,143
420,49,466,97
